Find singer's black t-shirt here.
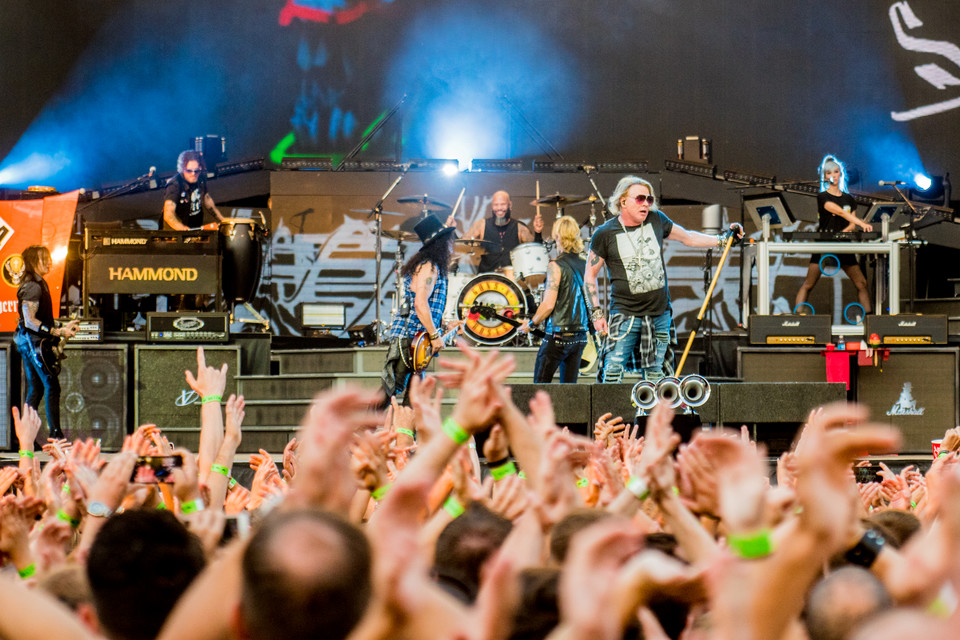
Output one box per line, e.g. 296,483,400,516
588,211,674,317
163,174,208,229
816,191,858,233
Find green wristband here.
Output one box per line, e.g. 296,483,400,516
626,476,650,501
56,509,80,528
157,502,167,510
17,563,36,579
371,484,392,501
181,499,205,514
938,451,950,459
396,427,416,440
441,417,469,445
201,394,222,405
910,500,918,510
727,528,774,559
490,460,518,481
18,450,34,459
518,470,527,479
576,477,589,488
228,477,238,488
211,464,230,477
443,495,465,519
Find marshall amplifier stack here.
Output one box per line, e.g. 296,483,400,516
146,312,229,343
865,314,948,345
748,315,832,345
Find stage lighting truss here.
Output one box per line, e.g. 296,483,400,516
279,156,331,171
722,168,776,186
471,159,526,172
532,160,649,173
664,159,717,179
338,159,400,171
408,159,459,172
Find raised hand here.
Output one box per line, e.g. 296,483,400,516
594,412,626,447
184,346,228,399
281,437,298,484
407,375,443,444
12,405,42,450
224,394,245,447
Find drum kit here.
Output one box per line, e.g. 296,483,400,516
368,190,614,347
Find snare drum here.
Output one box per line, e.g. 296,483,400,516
219,218,266,303
457,273,527,345
510,243,549,289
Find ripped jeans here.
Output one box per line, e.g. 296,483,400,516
601,309,672,383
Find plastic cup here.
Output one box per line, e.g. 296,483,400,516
932,439,943,459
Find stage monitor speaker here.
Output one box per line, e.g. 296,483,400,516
134,345,240,432
856,348,958,453
714,382,845,424
33,345,128,451
510,384,592,436
738,347,827,383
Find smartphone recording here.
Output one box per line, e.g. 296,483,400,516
132,455,183,483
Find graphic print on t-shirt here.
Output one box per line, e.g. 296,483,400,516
616,225,664,295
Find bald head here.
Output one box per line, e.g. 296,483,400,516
491,191,511,219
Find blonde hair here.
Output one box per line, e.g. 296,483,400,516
552,215,584,253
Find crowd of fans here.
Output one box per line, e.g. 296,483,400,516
1,343,959,640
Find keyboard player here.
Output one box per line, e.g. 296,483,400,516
794,154,874,316
162,150,225,231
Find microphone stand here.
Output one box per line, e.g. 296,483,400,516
367,164,411,343
336,94,407,171
580,165,612,222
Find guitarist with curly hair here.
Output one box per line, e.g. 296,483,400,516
13,245,78,441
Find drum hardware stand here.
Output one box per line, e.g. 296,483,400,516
366,165,411,344
390,241,407,322
230,302,270,332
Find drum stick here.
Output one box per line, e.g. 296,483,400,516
450,187,466,219
535,181,542,218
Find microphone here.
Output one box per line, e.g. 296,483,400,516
879,180,906,186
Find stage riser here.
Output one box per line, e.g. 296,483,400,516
236,376,336,401
274,346,542,376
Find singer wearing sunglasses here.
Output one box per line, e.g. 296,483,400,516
584,175,743,383
162,150,225,231
794,154,873,316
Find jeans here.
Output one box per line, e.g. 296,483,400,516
533,333,587,383
14,332,63,440
601,309,672,383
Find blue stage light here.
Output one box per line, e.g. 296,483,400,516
914,173,932,190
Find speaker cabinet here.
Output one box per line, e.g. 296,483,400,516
738,347,827,382
134,345,240,434
29,344,127,451
590,383,639,429
856,348,959,453
0,342,11,449
509,384,592,436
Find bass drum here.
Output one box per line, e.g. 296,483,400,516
219,218,266,303
457,273,528,345
509,242,549,290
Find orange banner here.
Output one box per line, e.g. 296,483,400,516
0,191,79,331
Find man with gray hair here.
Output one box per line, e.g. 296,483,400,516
584,175,742,382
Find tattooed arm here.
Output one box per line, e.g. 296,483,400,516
411,261,443,353
584,249,608,334
520,262,560,332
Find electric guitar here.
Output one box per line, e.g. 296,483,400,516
410,322,462,374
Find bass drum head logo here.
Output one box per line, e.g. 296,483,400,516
1,254,24,288
172,316,206,331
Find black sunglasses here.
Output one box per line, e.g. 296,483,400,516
184,168,202,174
629,195,655,205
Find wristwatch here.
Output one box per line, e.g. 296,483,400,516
87,501,114,518
845,528,886,567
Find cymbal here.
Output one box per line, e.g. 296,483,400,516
397,194,451,209
377,229,418,241
351,208,406,217
530,193,587,206
454,238,496,255
568,195,602,207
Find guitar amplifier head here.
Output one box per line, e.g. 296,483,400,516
146,312,229,343
865,314,948,345
748,315,832,345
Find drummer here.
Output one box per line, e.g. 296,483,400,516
162,150,225,231
458,190,543,278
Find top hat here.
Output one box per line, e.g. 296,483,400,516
413,214,456,247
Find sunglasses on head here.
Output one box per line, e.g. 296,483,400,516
629,195,655,205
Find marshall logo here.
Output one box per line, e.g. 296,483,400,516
781,320,800,327
887,382,925,416
108,267,199,282
897,320,917,327
103,237,148,246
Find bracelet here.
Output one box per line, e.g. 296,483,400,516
201,395,222,405
443,495,465,519
396,427,416,440
429,329,441,340
18,450,34,459
576,477,589,488
371,484,392,501
441,417,469,445
727,528,774,559
180,499,205,514
490,460,518,481
590,307,604,321
626,476,650,501
17,563,36,579
211,464,230,477
56,509,81,528
715,233,726,250
228,477,238,488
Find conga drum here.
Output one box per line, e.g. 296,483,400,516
219,218,266,303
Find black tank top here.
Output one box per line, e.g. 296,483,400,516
479,217,521,272
546,252,588,333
